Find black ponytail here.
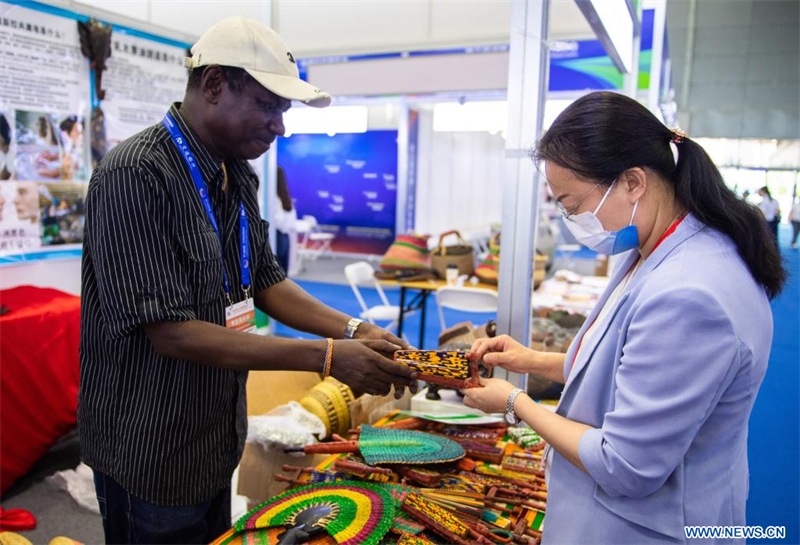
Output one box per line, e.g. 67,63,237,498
536,91,786,299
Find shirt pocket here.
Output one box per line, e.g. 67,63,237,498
176,229,223,305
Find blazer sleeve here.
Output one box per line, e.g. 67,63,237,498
578,286,742,498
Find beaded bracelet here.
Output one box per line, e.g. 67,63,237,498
323,338,334,377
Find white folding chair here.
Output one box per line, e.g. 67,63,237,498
298,215,335,262
435,286,498,331
344,261,415,333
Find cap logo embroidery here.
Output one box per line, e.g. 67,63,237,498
287,51,296,64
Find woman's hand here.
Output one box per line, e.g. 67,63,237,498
461,378,519,414
470,334,535,374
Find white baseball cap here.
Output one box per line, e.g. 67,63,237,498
186,16,331,108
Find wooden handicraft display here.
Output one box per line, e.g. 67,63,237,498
396,533,438,545
234,481,395,545
456,440,505,465
441,427,502,444
401,492,474,545
393,350,482,389
501,455,542,476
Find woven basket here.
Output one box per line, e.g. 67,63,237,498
431,231,474,279
300,377,355,438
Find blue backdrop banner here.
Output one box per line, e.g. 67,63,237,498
278,131,398,255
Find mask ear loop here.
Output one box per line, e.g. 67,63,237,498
629,199,639,226
592,179,617,215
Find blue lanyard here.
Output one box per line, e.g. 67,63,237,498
162,114,251,300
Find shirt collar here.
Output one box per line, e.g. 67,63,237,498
167,102,224,186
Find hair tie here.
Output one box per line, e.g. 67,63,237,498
670,127,687,145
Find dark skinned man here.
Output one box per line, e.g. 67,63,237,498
78,16,416,545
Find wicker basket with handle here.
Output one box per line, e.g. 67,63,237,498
431,230,475,279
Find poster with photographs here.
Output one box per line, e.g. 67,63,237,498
0,1,191,256
39,182,87,245
12,109,86,182
0,181,42,254
0,2,91,183
99,32,188,162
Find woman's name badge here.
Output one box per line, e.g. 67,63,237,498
225,298,256,333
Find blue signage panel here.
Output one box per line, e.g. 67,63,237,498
277,131,398,255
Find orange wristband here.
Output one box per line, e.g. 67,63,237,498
323,338,334,377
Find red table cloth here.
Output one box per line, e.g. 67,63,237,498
0,286,80,493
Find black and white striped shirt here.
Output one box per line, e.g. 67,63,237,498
78,103,285,506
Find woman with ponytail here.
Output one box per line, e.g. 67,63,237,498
463,91,786,544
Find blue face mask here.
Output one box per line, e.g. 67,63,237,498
562,180,640,255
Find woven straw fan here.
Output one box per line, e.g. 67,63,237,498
284,425,465,465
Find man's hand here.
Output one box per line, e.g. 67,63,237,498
330,339,417,399
353,322,412,350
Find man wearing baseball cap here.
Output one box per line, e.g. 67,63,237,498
79,17,415,544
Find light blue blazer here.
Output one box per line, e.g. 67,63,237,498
542,214,773,544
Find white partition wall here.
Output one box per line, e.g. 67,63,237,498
414,109,505,238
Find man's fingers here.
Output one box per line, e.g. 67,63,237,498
362,339,402,358
364,380,391,397
375,357,417,380
383,331,409,350
462,394,477,409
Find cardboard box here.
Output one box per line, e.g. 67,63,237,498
237,442,328,507
246,370,321,417
238,370,324,504
349,388,412,429
238,371,412,505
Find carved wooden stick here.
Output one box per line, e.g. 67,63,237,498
495,487,548,503
334,458,393,476
284,441,359,455
487,496,547,512
274,474,307,487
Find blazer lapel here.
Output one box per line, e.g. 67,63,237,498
561,251,638,391
623,213,705,295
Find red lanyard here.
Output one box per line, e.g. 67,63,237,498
564,213,687,379
652,213,687,252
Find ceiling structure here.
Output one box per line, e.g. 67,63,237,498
63,0,799,141
666,0,799,140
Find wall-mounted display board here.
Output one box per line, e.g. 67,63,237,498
0,0,189,260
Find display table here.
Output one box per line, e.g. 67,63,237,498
0,286,81,493
213,410,548,545
410,387,502,419
378,279,498,347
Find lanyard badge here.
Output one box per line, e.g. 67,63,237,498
163,114,256,333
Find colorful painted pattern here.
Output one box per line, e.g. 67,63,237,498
396,533,437,545
236,482,394,545
391,511,427,535
403,492,470,538
438,473,485,493
507,426,543,448
502,455,542,475
393,350,470,379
